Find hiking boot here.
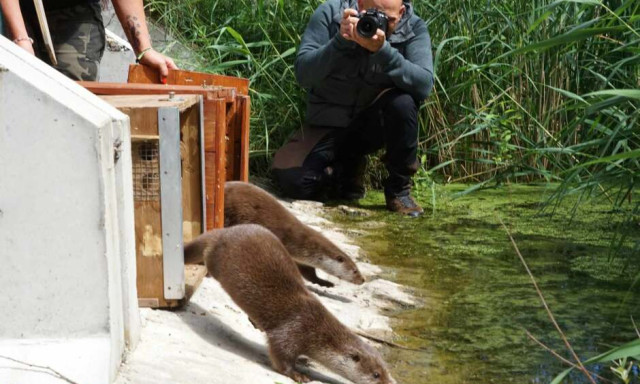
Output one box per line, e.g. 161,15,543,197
385,193,424,217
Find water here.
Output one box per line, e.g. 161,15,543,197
329,184,640,384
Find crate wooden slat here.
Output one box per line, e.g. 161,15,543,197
78,81,236,103
101,94,197,112
204,98,228,229
134,197,165,306
127,65,250,96
222,95,251,182
238,95,251,182
180,102,203,242
225,96,237,181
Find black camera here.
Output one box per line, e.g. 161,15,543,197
356,9,389,38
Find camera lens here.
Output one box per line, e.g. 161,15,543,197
357,17,377,38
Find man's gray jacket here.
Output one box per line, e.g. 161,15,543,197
295,0,434,128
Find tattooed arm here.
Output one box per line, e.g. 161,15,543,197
112,0,178,78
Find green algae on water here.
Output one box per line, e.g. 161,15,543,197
328,184,640,384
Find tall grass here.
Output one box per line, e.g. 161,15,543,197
146,0,639,197
146,0,319,174
414,0,639,194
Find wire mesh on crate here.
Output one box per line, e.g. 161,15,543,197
132,140,160,201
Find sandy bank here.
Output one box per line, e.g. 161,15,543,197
115,199,416,384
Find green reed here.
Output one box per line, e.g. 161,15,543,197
146,0,639,202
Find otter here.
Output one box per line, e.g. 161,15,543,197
222,181,364,287
190,225,396,384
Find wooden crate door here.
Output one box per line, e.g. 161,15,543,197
131,139,165,306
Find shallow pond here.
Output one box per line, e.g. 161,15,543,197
329,184,640,384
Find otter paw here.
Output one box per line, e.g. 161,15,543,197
296,356,310,366
290,372,311,383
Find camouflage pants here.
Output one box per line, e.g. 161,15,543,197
26,3,105,81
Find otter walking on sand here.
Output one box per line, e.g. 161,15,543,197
222,181,364,287
188,225,396,384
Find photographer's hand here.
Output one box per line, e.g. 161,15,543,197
340,8,359,40
353,29,386,53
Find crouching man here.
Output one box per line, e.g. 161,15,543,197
272,0,434,216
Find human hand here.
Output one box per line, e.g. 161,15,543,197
340,8,360,41
138,49,179,80
352,28,386,53
16,39,35,56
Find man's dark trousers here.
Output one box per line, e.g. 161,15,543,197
273,89,419,200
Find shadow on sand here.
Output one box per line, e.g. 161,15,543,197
179,300,348,384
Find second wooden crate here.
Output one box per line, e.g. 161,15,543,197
127,65,250,183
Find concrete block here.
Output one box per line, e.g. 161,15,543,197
0,34,139,383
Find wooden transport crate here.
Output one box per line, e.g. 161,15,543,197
81,81,229,231
100,94,208,308
127,65,250,183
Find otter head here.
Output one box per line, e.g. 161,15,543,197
331,338,396,384
303,234,365,285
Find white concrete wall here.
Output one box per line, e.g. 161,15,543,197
0,35,139,383
111,114,141,350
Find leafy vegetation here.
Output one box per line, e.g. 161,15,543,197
147,0,639,195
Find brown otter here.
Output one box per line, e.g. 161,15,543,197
222,181,364,287
190,225,396,384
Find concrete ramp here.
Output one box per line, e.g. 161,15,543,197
0,35,139,383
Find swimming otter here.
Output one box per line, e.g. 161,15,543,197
190,225,396,384
223,181,364,287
